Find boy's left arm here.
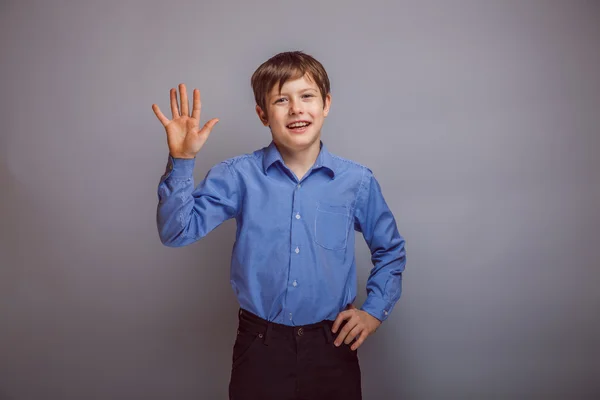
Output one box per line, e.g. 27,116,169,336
332,169,406,350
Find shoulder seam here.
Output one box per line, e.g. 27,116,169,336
352,161,373,225
221,152,257,167
330,154,372,172
225,162,242,218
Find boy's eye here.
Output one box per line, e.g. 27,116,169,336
275,94,314,104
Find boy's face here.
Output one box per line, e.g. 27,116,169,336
256,73,331,154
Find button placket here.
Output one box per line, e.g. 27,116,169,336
289,178,304,328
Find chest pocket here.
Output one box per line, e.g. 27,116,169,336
314,202,350,250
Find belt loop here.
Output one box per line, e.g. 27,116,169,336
323,324,333,343
264,323,272,346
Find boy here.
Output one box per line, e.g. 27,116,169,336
152,51,406,400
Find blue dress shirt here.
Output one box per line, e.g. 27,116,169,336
157,141,406,326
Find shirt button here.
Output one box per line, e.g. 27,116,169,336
295,247,300,254
292,280,298,287
297,184,301,189
289,313,293,320
295,213,301,220
384,310,389,316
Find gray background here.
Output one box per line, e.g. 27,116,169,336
1,0,599,399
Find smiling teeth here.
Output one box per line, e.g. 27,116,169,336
288,122,310,128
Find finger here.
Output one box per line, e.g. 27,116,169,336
344,324,363,345
152,104,170,127
335,318,358,346
332,310,351,333
170,88,180,119
198,118,219,136
179,83,189,116
351,330,368,351
191,89,202,120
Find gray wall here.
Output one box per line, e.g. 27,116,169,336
1,0,599,399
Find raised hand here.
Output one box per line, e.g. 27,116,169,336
152,83,219,159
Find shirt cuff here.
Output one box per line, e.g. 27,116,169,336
164,155,195,179
360,295,394,322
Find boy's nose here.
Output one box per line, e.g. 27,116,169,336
289,101,304,115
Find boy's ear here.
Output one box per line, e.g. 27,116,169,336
323,93,332,117
256,105,269,126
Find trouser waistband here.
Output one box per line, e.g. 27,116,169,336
237,308,335,345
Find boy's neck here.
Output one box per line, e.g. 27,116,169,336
275,138,321,181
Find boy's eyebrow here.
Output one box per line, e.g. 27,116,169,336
271,87,318,99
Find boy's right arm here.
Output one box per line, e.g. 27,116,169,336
156,156,239,247
153,84,238,246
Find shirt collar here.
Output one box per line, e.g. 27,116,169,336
262,140,336,179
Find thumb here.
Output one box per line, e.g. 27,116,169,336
200,118,219,134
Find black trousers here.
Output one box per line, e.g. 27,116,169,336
229,308,362,400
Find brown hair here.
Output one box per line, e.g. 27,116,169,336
251,51,331,119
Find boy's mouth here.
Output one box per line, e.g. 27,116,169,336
286,121,311,132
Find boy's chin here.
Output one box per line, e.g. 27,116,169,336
275,132,320,149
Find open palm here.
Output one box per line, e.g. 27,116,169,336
152,83,219,159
